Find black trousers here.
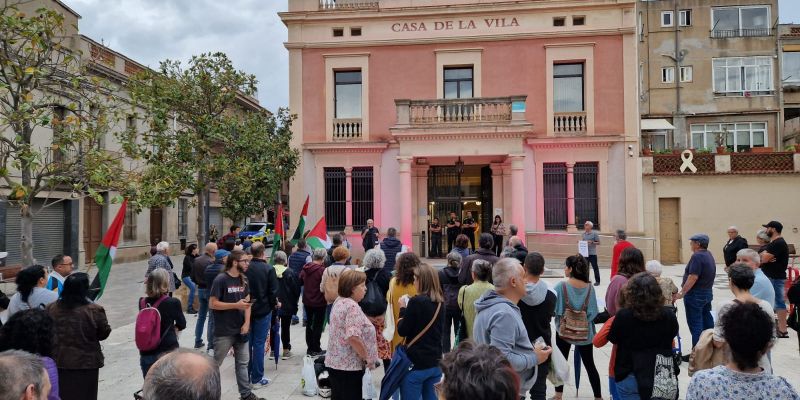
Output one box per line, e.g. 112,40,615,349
529,358,549,400
587,255,600,283
447,232,458,253
554,335,602,398
464,229,476,251
280,314,293,350
430,234,442,257
442,308,460,352
492,234,503,256
305,306,326,353
328,368,364,400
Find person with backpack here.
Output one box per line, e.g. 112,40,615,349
137,268,186,377
439,252,463,352
551,254,602,400
321,247,353,306
358,249,392,370
274,250,301,360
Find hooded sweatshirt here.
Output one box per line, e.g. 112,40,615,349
518,281,557,346
380,237,404,272
299,262,327,308
473,290,539,396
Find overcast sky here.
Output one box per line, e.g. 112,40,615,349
67,0,800,113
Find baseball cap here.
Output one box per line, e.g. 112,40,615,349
689,234,709,246
214,249,231,262
762,221,783,233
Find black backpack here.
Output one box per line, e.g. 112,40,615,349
359,273,387,317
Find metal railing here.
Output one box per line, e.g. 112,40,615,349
553,112,587,134
711,28,773,38
319,0,379,10
332,118,362,140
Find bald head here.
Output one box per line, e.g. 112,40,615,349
142,349,220,400
204,242,218,257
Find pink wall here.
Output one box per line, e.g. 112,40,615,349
301,35,626,142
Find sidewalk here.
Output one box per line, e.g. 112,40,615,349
92,258,800,399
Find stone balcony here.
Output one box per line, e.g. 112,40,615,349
642,151,800,175
332,118,363,141
391,96,531,138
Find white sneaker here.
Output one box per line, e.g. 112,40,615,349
207,348,215,357
281,350,292,360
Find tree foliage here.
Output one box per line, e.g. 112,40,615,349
0,2,132,265
124,52,298,243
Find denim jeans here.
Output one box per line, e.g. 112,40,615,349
770,278,787,310
609,376,621,400
214,335,252,397
615,374,639,400
181,276,196,310
399,366,442,400
140,353,160,378
248,312,271,383
195,289,210,347
684,288,714,348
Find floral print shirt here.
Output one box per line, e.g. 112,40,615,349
325,297,378,371
686,366,799,400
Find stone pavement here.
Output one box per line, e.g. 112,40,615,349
38,257,800,399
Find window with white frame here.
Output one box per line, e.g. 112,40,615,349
679,10,692,26
178,199,188,239
712,57,773,95
711,6,770,38
661,67,674,83
334,70,362,118
661,11,673,27
783,52,800,84
642,131,669,151
680,66,693,82
690,122,766,152
553,63,584,112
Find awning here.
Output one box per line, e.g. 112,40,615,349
641,119,675,130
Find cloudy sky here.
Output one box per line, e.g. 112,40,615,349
66,0,800,113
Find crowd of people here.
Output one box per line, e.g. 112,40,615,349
1,218,799,400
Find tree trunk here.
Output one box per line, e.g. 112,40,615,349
20,204,34,266
196,175,207,246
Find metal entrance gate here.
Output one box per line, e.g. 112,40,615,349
427,165,492,253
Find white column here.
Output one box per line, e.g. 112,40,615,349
398,157,413,246
509,154,526,243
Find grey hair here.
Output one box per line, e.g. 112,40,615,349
0,350,46,400
645,260,663,277
312,248,328,261
756,229,771,243
387,227,397,237
471,259,493,282
728,226,739,232
156,241,170,253
362,249,386,270
509,225,518,235
446,252,462,269
142,348,221,400
146,268,170,298
492,258,522,289
272,251,288,265
584,221,594,227
736,248,761,265
616,229,627,240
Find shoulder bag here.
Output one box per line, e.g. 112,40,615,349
456,289,469,343
379,302,442,400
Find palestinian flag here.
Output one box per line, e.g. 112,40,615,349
270,203,284,262
306,216,331,250
89,200,127,300
288,195,308,245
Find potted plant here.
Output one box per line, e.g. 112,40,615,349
696,148,711,155
714,130,727,154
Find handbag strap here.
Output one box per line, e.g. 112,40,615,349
406,302,442,349
580,286,592,312
459,288,466,310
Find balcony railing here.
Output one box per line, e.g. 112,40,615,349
711,28,773,38
394,96,528,129
332,118,362,141
319,0,379,10
553,112,587,134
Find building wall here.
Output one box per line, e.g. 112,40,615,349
642,174,800,264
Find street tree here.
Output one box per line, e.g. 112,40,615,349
124,52,298,245
0,2,132,266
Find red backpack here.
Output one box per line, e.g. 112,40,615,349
135,295,169,351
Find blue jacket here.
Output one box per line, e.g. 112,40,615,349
381,237,404,272
288,248,311,276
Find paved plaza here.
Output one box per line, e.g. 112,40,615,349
3,256,790,400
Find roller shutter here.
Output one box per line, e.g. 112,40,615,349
4,200,66,266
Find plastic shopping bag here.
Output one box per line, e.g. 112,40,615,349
382,294,395,341
547,344,570,386
362,368,378,400
301,356,318,396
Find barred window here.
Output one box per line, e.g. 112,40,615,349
543,163,567,230
177,199,188,239
574,162,599,230
324,168,346,231
123,207,137,241
352,167,374,231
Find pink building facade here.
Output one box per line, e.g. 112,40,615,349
281,0,643,259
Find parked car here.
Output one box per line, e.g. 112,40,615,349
239,222,275,245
